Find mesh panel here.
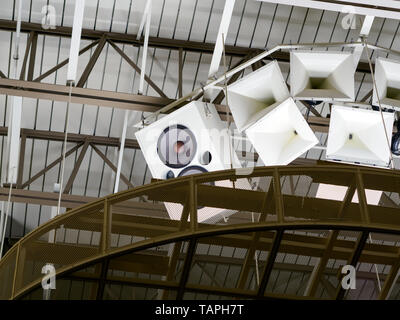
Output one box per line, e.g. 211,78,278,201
16,207,103,295
0,247,17,299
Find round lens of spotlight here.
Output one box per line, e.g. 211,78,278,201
157,124,197,169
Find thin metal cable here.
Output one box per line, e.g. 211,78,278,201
364,41,395,169
222,33,234,172
57,82,73,215
251,212,260,286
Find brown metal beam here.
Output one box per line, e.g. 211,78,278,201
0,78,174,112
299,101,322,117
16,134,26,189
0,19,373,74
176,239,197,300
107,40,168,98
0,78,373,136
21,142,83,189
12,127,139,149
27,32,38,81
379,249,400,299
77,37,107,88
356,171,370,223
90,143,134,188
237,183,274,289
361,89,373,102
161,198,191,299
20,31,35,80
306,184,357,297
178,48,183,98
257,229,284,297
63,141,90,194
335,231,369,300
34,40,99,82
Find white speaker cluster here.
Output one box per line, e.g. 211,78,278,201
135,101,248,224
227,60,319,166
134,48,399,225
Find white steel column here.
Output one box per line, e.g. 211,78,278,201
114,110,129,193
138,0,152,95
208,0,236,79
0,0,23,258
204,0,235,102
352,15,374,71
67,0,86,84
114,1,153,192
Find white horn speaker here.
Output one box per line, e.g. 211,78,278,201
245,97,319,166
290,51,355,102
135,101,248,224
227,60,290,132
326,105,395,168
373,57,400,110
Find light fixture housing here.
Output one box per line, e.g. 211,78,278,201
227,60,290,132
372,57,400,110
290,51,355,102
326,105,395,168
245,97,319,166
135,101,248,223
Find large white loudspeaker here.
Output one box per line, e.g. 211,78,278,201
290,51,355,102
326,105,395,168
135,101,247,224
245,97,319,166
227,60,290,132
372,57,400,110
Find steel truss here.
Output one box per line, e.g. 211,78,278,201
0,165,399,300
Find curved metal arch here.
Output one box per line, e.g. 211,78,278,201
1,164,400,300
11,221,400,300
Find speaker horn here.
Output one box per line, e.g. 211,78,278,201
372,57,400,110
326,105,395,168
245,97,319,166
227,60,290,132
290,51,355,102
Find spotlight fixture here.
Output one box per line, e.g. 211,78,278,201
326,105,395,168
290,51,355,102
